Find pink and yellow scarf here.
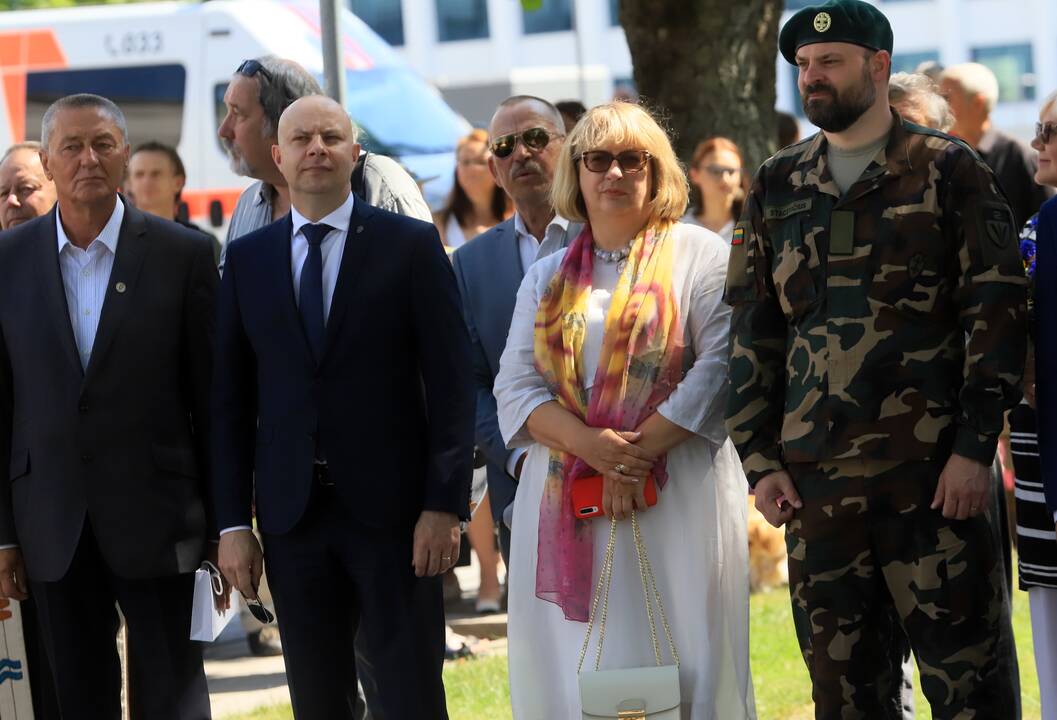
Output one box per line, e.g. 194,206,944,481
532,221,686,622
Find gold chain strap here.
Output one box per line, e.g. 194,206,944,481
577,511,679,673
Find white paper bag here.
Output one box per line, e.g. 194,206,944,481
190,562,238,642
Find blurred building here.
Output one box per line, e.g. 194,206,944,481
351,0,1055,140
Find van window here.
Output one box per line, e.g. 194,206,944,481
26,65,186,147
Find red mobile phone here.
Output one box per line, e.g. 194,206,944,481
571,474,658,519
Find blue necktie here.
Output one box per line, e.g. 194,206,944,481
299,223,332,363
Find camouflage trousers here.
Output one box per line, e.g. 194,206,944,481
785,458,1017,720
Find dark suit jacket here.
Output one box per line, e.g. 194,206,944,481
451,218,577,522
1035,197,1057,515
0,200,218,582
978,128,1055,228
212,200,474,535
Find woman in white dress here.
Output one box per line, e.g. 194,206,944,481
495,102,755,719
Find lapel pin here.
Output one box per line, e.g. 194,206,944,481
115,282,127,293
356,225,364,234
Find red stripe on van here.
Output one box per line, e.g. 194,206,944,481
0,30,67,141
182,188,245,220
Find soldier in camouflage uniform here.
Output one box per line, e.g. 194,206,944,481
725,1,1028,718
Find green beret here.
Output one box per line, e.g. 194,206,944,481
779,0,893,65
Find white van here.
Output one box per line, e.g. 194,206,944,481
0,0,468,225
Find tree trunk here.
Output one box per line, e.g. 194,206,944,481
620,0,784,172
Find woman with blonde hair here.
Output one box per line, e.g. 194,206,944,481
684,136,746,243
495,102,755,718
434,128,510,249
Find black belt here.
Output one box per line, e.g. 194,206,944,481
313,461,333,487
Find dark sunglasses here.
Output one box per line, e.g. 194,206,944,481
1036,121,1057,146
245,593,275,624
579,150,651,174
490,127,556,159
236,59,273,83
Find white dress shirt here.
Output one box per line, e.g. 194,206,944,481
0,199,125,550
219,192,355,538
504,212,573,479
58,198,124,369
513,211,569,276
290,192,354,321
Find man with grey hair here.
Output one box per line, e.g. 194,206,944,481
219,56,431,258
942,62,1053,226
451,95,579,565
889,72,953,131
0,93,217,717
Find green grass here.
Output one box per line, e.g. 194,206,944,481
227,586,1042,720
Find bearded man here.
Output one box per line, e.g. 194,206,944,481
724,1,1027,717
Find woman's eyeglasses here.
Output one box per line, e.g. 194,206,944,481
702,164,742,179
490,128,556,159
579,150,651,174
1036,122,1057,146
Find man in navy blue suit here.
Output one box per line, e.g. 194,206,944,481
451,96,580,564
212,95,474,720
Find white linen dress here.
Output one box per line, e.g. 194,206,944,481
494,222,756,720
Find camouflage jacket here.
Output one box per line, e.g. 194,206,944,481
724,113,1028,486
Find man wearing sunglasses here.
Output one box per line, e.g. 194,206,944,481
941,63,1054,228
451,96,581,564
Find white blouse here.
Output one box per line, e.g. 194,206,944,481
495,221,734,449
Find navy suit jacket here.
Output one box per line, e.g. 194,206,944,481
451,218,577,522
1036,197,1057,515
212,200,475,535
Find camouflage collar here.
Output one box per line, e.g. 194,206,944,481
794,109,913,202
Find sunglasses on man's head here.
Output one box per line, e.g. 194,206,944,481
1036,121,1057,146
236,59,273,83
490,128,556,159
579,150,651,174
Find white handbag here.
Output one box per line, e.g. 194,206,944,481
578,512,681,720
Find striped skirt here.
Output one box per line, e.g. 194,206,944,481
1012,402,1057,589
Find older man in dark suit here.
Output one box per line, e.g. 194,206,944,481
451,95,580,563
0,94,218,718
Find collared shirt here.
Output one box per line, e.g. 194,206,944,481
226,180,277,249
513,211,570,275
290,192,354,322
57,198,124,369
505,211,573,479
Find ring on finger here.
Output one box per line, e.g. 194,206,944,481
614,463,627,474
